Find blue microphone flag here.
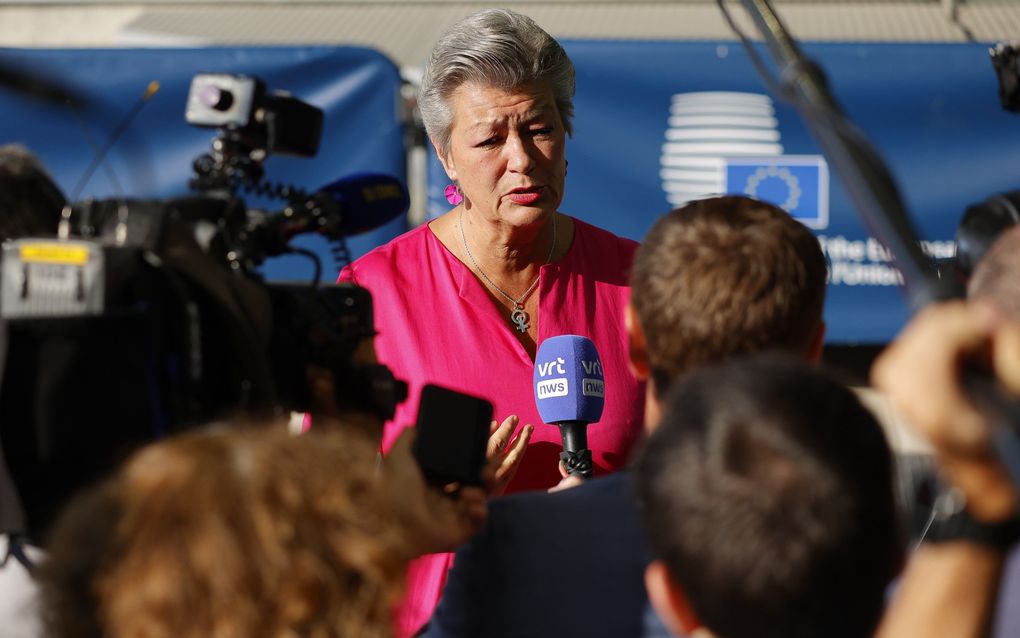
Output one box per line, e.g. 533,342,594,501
317,173,409,237
533,334,605,425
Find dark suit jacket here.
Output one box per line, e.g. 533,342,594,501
421,471,671,638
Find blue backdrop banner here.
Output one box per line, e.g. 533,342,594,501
0,46,407,282
427,41,1020,344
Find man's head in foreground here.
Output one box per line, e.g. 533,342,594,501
636,354,901,638
628,195,828,423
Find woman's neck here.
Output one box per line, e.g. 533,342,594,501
460,209,557,281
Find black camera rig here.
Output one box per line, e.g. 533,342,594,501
0,74,410,536
954,45,1020,278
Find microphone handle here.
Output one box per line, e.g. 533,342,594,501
558,421,593,479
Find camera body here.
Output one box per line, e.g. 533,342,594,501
186,73,322,159
992,44,1020,114
953,46,1020,277
1,74,408,438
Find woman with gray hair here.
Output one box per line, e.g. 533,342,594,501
340,10,645,635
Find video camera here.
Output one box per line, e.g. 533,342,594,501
954,45,1020,278
0,74,410,536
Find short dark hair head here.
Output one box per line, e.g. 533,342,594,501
0,144,65,241
630,196,827,392
635,354,900,638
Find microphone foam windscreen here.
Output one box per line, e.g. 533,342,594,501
318,173,409,236
533,334,605,425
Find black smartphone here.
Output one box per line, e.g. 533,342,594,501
413,384,493,487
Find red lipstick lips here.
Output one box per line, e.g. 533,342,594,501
509,187,542,205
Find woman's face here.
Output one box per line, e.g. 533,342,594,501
438,81,567,229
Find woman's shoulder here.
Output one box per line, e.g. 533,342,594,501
340,223,439,286
569,217,640,266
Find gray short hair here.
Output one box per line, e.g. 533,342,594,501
419,8,575,158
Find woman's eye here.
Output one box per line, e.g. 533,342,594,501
477,137,500,147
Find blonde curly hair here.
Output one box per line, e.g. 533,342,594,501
40,425,409,638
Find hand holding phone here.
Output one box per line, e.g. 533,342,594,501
382,427,488,555
413,384,493,488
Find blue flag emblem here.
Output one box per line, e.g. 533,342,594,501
723,156,829,229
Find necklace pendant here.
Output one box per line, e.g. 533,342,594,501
510,305,530,333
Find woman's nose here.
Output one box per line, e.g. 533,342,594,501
505,133,535,173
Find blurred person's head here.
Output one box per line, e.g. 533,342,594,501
0,145,67,536
39,425,409,638
636,354,900,638
967,224,1020,322
628,195,827,410
0,144,65,241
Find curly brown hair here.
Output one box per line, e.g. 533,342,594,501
631,196,827,394
39,425,408,638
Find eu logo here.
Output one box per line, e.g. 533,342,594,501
723,155,829,229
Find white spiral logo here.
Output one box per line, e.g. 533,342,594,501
660,91,784,207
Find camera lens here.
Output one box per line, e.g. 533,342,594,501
198,85,233,112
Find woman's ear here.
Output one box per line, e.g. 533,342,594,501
432,140,458,183
645,561,704,636
626,304,650,380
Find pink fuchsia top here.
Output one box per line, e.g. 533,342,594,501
339,217,645,636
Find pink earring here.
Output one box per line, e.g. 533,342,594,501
445,183,463,206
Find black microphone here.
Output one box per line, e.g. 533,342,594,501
0,62,86,106
533,335,606,479
60,81,160,242
318,172,410,237
68,82,159,204
265,173,409,243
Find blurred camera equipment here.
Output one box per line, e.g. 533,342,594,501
0,74,410,537
952,46,1020,278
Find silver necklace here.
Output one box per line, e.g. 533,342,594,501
459,209,557,333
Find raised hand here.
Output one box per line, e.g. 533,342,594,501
872,300,1020,521
484,415,534,496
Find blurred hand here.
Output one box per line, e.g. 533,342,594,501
484,415,534,496
548,474,585,493
872,300,1020,521
381,428,488,556
545,460,586,493
305,364,340,416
